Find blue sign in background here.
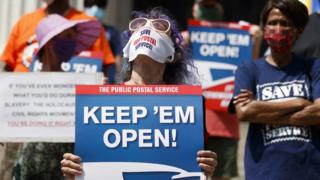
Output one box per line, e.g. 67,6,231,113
189,22,253,111
189,26,252,64
29,56,102,72
75,94,204,180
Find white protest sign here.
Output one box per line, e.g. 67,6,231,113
0,72,104,142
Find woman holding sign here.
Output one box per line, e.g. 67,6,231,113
61,7,217,179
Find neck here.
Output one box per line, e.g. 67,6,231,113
267,50,292,67
126,71,164,85
125,59,166,85
40,48,62,72
46,1,70,16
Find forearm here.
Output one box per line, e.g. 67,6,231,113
237,100,308,124
0,61,5,71
290,104,320,125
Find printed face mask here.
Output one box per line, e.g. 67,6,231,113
264,26,295,53
123,27,175,64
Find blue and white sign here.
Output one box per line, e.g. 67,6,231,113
29,53,103,73
75,85,205,180
189,20,253,111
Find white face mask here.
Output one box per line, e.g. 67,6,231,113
123,27,175,64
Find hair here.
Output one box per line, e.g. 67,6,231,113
260,0,308,30
197,0,220,8
193,0,223,21
120,7,199,85
84,0,108,8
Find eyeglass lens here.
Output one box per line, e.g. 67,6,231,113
130,18,169,32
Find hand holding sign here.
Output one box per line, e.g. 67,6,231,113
61,150,217,180
61,153,82,179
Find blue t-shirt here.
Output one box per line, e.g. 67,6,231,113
233,55,320,180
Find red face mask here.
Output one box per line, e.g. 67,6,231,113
264,26,295,53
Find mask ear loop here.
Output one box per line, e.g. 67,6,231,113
167,54,175,62
166,50,180,64
166,41,176,63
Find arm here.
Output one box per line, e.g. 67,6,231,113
289,58,320,125
234,91,312,125
0,19,20,71
249,25,263,60
0,61,5,71
290,99,320,125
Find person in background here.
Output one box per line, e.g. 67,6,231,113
293,0,320,59
84,0,122,83
61,7,218,180
0,0,114,73
182,0,263,59
231,0,320,179
11,14,104,180
0,0,114,179
181,0,262,180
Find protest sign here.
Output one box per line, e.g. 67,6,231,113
29,51,103,72
75,85,205,180
189,19,253,111
0,72,103,142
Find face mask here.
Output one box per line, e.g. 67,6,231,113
264,26,295,53
84,5,106,23
123,26,175,64
52,37,77,62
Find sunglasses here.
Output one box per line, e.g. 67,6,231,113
129,18,171,33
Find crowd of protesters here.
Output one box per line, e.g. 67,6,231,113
0,0,320,179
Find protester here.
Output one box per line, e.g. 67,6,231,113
11,14,104,180
181,0,262,179
0,0,114,178
0,0,114,72
84,0,122,83
182,0,263,59
231,0,320,179
61,7,218,179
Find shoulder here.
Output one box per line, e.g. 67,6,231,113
14,8,45,27
235,58,267,83
306,57,320,72
293,53,318,66
238,57,264,72
21,8,45,19
65,8,94,20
